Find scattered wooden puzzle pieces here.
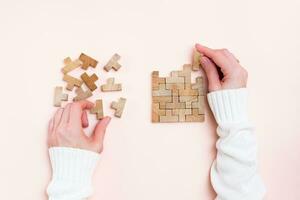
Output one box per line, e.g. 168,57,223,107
101,77,122,92
53,86,68,107
91,99,104,119
152,64,205,123
104,53,122,71
111,97,126,117
79,53,98,70
55,53,126,119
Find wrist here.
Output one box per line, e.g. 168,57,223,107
207,88,248,125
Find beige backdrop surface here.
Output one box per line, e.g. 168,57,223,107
0,0,299,199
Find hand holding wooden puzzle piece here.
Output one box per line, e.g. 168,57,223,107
53,53,126,119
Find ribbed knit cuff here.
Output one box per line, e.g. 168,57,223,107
49,147,100,184
207,88,248,125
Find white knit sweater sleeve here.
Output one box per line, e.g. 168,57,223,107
47,147,100,200
207,88,266,200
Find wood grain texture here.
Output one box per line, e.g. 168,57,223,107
79,53,98,70
111,97,126,118
101,78,122,92
53,86,68,107
104,53,122,71
63,74,83,91
91,99,104,119
81,72,98,91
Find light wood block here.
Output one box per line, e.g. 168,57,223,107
191,95,205,114
111,97,126,118
81,72,98,91
152,103,166,122
79,53,98,70
101,78,122,92
172,109,192,122
91,99,104,120
53,86,68,107
152,89,172,97
192,49,203,71
159,110,179,123
166,76,184,84
61,57,82,74
63,74,83,91
185,109,205,122
192,77,205,95
104,53,122,71
73,87,92,101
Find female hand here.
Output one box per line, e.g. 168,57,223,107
195,43,248,92
48,100,111,153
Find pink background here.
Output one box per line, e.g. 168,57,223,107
0,0,299,199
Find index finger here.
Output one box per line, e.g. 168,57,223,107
69,100,94,126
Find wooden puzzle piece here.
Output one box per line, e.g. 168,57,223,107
63,74,83,91
192,49,203,71
179,95,198,109
152,103,166,122
159,110,179,123
101,78,122,92
172,109,192,122
104,53,122,71
79,53,98,70
81,72,98,91
73,87,92,101
61,57,82,74
53,86,68,107
191,95,205,114
152,71,166,90
91,99,104,120
152,89,172,97
111,97,126,118
192,77,205,95
185,108,204,122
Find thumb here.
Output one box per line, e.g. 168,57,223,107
92,116,111,144
200,56,222,92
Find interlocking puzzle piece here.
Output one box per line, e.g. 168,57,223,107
111,97,126,118
152,71,166,90
192,77,204,95
91,99,104,120
101,78,122,92
191,95,205,114
63,74,83,91
73,87,92,101
81,72,98,91
159,110,179,123
172,109,192,122
185,108,204,122
53,86,68,107
79,53,98,70
61,57,82,74
152,103,166,122
104,53,122,71
192,49,203,71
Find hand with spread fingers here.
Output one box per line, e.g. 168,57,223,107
48,100,111,153
195,43,248,92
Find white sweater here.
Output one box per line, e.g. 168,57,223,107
47,88,265,200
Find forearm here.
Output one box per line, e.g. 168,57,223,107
47,147,100,200
208,88,265,200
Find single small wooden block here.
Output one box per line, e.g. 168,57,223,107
79,53,98,70
53,86,68,107
63,74,83,91
179,89,199,96
91,99,104,120
61,57,82,74
159,110,179,123
104,53,122,71
192,49,203,71
101,78,122,92
111,97,126,118
73,87,92,101
81,72,98,91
